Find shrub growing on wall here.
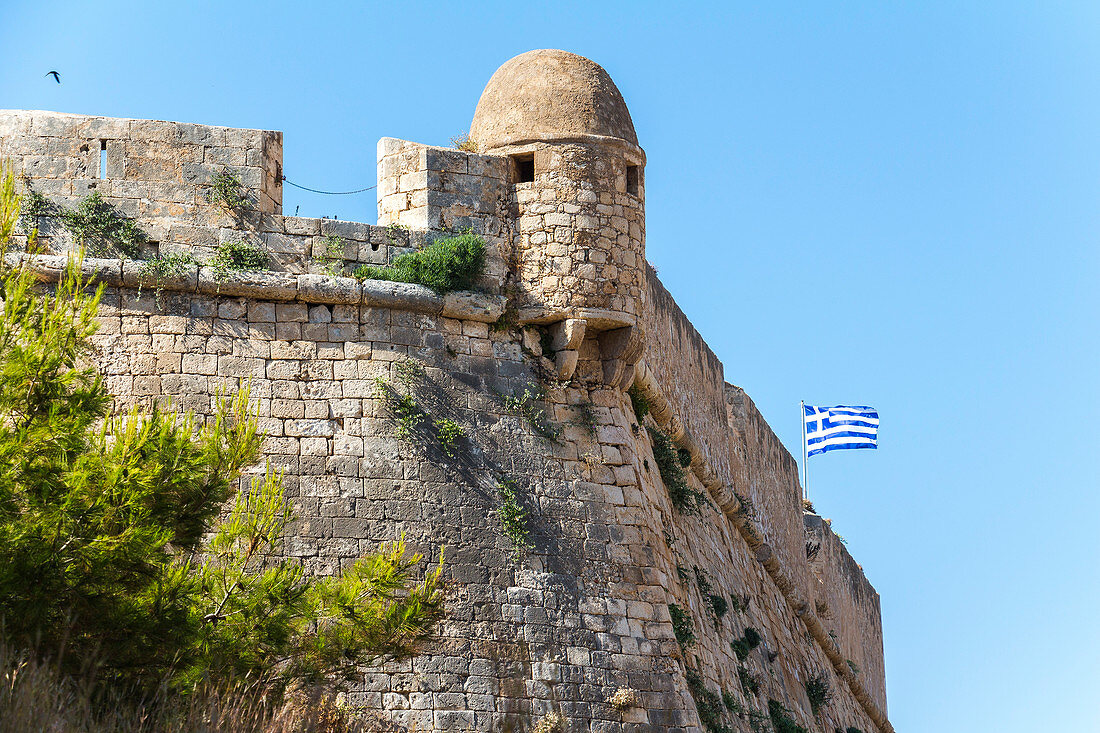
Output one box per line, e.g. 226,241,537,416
648,426,703,513
355,232,485,294
60,191,146,258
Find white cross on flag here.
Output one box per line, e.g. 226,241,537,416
803,405,879,457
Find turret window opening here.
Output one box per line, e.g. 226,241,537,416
626,165,639,195
513,154,535,183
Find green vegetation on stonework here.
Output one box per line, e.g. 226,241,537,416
571,401,598,438
846,658,861,676
354,232,485,294
768,700,808,733
733,490,756,519
648,425,703,513
668,603,696,648
208,169,252,213
708,594,728,621
315,233,344,276
490,305,518,333
538,325,555,356
0,162,445,705
747,709,772,732
210,238,268,282
693,567,727,622
61,190,146,258
729,593,751,614
393,358,424,389
496,477,534,560
435,418,464,457
722,690,741,714
695,566,713,596
373,377,422,440
732,627,763,661
737,666,759,694
627,383,649,420
503,384,561,441
138,252,196,306
685,668,731,733
17,181,54,232
846,728,865,733
805,673,833,715
678,447,692,467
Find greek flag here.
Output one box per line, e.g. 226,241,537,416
804,405,879,457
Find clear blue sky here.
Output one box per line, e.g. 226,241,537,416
3,2,1098,730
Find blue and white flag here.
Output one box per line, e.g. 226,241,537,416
804,405,879,457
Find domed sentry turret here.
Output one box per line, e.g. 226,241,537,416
471,50,646,365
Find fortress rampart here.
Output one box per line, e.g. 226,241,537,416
0,49,891,733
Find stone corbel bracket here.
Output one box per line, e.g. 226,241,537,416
516,306,643,385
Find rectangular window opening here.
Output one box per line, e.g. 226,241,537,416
99,140,108,180
513,154,534,184
626,165,639,195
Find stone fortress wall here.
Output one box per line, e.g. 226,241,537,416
0,49,891,733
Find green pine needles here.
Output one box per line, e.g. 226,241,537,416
0,162,445,702
354,232,485,294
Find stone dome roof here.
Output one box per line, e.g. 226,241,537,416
470,50,638,152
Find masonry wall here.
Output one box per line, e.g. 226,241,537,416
67,271,878,733
2,110,891,733
805,515,887,712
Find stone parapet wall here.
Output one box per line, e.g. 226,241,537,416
638,268,733,486
805,515,887,712
377,138,510,237
0,109,282,216
724,387,813,611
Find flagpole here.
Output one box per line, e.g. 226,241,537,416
801,400,808,504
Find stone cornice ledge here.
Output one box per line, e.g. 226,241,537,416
6,254,507,323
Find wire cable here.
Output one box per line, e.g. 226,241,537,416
281,176,377,195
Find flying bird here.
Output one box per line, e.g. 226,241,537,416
45,71,60,84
